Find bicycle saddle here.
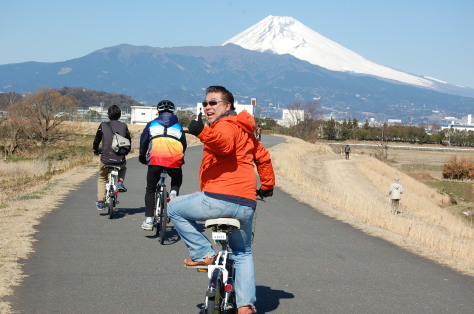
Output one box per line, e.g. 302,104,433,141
205,218,240,230
104,165,120,169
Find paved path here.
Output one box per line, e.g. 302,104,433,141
8,135,474,313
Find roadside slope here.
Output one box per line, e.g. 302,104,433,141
270,136,474,276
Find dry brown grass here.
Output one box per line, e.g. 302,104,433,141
0,164,99,313
269,135,474,275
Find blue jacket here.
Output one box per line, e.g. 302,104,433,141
139,112,187,168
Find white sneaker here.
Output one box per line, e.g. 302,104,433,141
169,190,177,199
142,220,153,231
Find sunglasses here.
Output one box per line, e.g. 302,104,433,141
202,100,228,107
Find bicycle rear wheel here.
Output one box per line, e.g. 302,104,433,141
205,268,233,314
158,190,168,244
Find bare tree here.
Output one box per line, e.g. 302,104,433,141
0,92,23,110
373,123,389,161
19,87,76,145
286,101,323,141
1,102,31,157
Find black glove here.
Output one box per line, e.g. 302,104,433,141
257,188,273,198
93,149,100,155
188,112,204,136
139,155,147,165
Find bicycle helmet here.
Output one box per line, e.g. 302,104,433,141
157,100,175,113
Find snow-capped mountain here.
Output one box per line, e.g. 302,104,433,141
223,15,437,89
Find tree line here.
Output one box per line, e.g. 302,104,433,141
257,101,474,147
2,91,473,159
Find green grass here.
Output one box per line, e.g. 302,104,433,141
426,180,474,202
4,156,32,162
400,163,444,171
11,194,42,201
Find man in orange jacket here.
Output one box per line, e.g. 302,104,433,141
168,85,275,314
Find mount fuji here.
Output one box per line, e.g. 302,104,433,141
223,15,465,94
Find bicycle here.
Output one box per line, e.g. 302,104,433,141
193,218,240,314
104,165,121,219
154,169,170,244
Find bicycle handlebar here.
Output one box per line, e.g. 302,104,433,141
93,148,103,155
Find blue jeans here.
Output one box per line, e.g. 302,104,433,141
168,192,256,308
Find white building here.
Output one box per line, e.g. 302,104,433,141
130,106,158,125
387,119,402,125
277,109,305,127
441,114,474,132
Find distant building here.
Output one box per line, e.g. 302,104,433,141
130,105,183,125
131,106,157,125
277,109,305,127
441,114,474,132
387,119,402,125
79,105,130,122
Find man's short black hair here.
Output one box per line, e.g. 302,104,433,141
205,85,235,110
108,105,121,120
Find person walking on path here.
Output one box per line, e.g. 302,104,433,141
389,177,404,214
92,105,131,210
168,85,275,314
255,125,262,141
344,144,351,160
138,100,187,231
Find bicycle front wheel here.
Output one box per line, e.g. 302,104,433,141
158,191,168,244
106,192,114,219
108,195,115,219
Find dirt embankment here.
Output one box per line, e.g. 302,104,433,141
270,136,474,277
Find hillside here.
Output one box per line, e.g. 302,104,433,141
270,136,473,275
0,88,143,112
58,87,142,109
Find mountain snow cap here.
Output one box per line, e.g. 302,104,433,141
223,15,435,88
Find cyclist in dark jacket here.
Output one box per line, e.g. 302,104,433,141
139,100,187,231
92,105,131,210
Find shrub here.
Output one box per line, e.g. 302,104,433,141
442,156,474,180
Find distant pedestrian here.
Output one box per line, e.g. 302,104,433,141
389,178,404,214
344,144,351,160
255,125,262,141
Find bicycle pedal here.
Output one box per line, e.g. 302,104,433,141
185,264,208,270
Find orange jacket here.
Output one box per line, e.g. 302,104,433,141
197,111,275,201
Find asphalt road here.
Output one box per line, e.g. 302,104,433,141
8,135,474,313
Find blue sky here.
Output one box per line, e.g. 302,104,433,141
2,0,473,88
